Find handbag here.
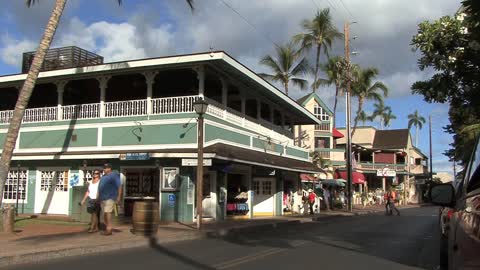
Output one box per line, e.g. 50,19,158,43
86,198,98,214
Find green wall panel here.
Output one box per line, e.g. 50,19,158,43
102,124,196,146
286,147,309,160
20,128,97,149
160,167,193,223
205,125,250,146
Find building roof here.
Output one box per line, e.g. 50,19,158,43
296,93,333,115
0,51,322,125
372,129,410,149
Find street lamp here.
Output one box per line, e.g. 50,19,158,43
193,98,208,230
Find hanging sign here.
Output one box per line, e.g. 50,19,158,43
376,168,396,177
181,159,212,166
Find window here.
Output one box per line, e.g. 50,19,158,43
262,181,272,195
3,170,28,202
40,170,69,192
315,137,330,148
253,181,260,195
410,157,415,165
313,104,330,121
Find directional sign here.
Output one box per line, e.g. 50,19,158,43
119,153,150,160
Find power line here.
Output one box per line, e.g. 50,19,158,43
337,0,355,20
217,0,279,47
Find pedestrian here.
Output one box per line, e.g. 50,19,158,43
384,192,391,215
308,189,316,215
80,169,101,233
98,163,122,235
323,187,331,211
387,189,400,216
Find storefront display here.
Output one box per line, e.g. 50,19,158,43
226,174,249,216
123,168,159,216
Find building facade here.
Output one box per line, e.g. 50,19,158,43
0,48,322,222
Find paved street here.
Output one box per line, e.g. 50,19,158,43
7,206,441,270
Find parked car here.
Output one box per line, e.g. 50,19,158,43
430,137,480,270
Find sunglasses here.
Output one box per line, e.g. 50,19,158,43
93,173,101,175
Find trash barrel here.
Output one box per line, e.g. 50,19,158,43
132,201,159,236
2,205,15,233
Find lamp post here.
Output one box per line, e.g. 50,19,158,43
193,99,209,230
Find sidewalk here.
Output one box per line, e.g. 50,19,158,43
0,204,419,268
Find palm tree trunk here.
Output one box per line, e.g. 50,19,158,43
0,0,66,206
313,44,321,93
284,82,289,96
333,84,339,128
416,125,419,147
351,97,363,137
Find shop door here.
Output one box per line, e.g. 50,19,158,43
252,177,275,216
34,169,70,215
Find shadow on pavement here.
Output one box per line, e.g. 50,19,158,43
207,207,439,270
148,237,216,270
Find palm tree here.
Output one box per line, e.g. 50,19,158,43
355,110,371,127
258,43,309,96
383,108,396,128
314,56,344,127
351,67,388,136
371,101,392,129
0,0,194,206
293,8,342,93
408,110,426,147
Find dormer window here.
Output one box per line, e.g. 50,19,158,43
314,104,329,121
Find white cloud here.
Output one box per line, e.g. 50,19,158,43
0,35,36,67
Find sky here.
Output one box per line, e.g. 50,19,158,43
0,0,461,175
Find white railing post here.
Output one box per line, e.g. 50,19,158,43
143,71,157,115
97,76,110,118
55,81,66,121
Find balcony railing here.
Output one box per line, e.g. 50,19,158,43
314,148,346,161
358,163,407,171
314,122,330,132
0,95,293,141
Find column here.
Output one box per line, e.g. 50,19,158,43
382,177,386,192
196,65,205,98
97,76,110,118
221,78,228,107
55,81,66,121
240,91,246,115
143,71,158,115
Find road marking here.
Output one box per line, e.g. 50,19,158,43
213,240,309,269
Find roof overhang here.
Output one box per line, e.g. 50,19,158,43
0,51,321,125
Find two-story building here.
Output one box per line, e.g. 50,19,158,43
336,126,429,203
0,47,322,223
294,93,346,177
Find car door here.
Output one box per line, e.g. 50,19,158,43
450,138,480,269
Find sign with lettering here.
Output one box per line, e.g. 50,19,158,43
119,153,150,161
181,159,212,166
376,168,396,177
168,194,176,207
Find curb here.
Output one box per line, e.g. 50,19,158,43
205,220,301,237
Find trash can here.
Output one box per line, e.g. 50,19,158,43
2,205,15,233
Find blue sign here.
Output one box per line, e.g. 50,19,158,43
120,153,150,160
168,194,176,207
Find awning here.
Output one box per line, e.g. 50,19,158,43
335,171,366,184
332,128,344,138
320,179,346,187
300,174,317,181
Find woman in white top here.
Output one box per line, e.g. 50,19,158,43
81,170,101,233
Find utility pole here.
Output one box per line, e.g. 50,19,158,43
429,115,433,181
344,21,353,212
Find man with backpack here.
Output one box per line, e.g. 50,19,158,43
386,189,400,216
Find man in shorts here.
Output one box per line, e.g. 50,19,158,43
98,163,122,235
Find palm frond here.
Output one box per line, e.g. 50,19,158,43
260,55,283,75
291,78,309,90
291,57,309,76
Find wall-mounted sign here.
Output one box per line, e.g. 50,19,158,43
119,153,150,161
376,168,396,177
181,158,212,166
168,194,176,207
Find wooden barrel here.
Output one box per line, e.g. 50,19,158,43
132,201,159,236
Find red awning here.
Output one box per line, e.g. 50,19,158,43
332,128,344,138
300,173,317,181
335,171,366,184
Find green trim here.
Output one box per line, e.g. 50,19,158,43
286,147,309,160
20,128,97,149
299,93,333,115
315,148,345,152
331,161,346,165
205,124,250,146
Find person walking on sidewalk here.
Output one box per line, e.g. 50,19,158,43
81,169,102,233
308,189,316,215
323,187,331,211
387,189,400,216
98,163,122,235
384,192,391,215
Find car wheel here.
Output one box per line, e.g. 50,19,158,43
439,234,448,270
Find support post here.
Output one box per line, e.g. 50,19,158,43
197,66,205,98
56,81,66,121
97,76,110,118
143,71,158,115
196,115,204,230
